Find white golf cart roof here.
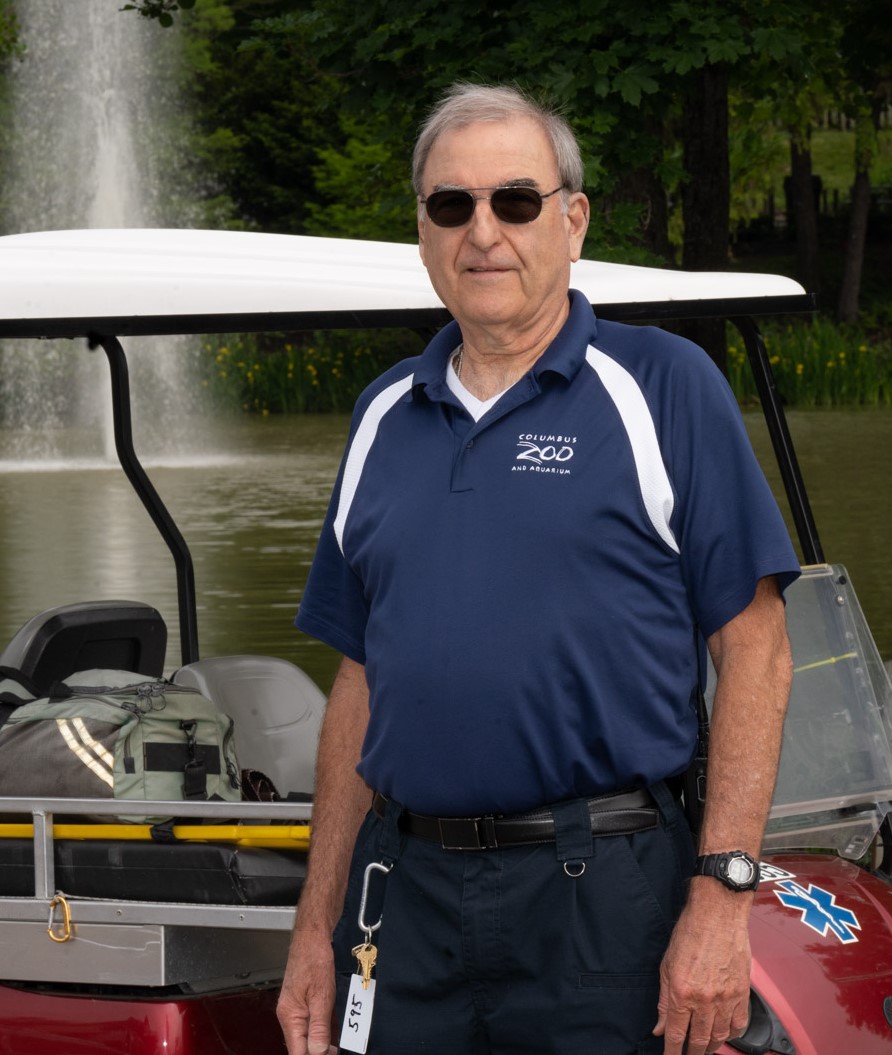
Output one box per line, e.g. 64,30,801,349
0,228,809,338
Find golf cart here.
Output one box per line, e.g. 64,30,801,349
0,228,890,1054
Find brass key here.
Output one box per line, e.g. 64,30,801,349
352,941,378,989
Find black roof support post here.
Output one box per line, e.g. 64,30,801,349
89,333,200,666
730,315,824,566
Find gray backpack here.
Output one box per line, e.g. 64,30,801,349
0,669,240,820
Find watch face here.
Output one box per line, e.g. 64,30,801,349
726,855,755,887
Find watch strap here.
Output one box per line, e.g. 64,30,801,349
694,851,759,891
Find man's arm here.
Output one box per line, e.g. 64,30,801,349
654,575,793,1055
277,656,373,1055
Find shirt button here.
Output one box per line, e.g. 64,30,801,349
466,440,474,449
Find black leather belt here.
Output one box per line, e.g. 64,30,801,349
371,787,658,850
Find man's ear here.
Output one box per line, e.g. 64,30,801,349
566,193,590,263
417,209,426,265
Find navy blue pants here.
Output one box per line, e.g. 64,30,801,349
333,783,694,1055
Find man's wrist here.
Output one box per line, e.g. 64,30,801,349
694,850,760,892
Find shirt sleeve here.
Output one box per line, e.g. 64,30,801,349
294,429,370,665
658,336,801,637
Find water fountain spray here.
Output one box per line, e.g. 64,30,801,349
0,0,204,465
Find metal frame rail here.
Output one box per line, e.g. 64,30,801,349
0,797,312,990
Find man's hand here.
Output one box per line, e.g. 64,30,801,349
276,656,373,1055
276,930,339,1055
653,881,752,1055
653,576,792,1052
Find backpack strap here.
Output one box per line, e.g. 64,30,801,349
0,665,41,700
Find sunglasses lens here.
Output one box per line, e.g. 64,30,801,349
423,187,553,227
425,190,475,227
490,187,544,223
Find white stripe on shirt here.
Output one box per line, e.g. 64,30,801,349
585,345,679,554
334,374,414,554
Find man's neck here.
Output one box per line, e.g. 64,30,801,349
455,301,570,401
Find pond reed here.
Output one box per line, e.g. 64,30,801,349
200,319,892,414
728,318,892,407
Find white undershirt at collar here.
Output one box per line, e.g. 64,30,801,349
446,349,511,422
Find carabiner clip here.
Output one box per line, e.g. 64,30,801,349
357,861,392,943
47,894,72,943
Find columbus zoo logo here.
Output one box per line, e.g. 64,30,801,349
513,433,577,475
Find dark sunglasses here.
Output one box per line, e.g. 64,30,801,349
420,185,564,228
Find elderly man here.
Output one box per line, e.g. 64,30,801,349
278,83,798,1055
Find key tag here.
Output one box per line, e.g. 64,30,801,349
339,861,392,1054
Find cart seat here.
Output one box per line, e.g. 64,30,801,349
0,600,167,696
174,655,324,800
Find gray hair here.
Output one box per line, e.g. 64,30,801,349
412,83,584,196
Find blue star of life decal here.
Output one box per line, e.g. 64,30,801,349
774,880,861,944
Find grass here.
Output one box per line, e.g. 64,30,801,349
746,127,892,203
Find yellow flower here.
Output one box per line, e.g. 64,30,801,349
769,355,780,366
796,364,804,376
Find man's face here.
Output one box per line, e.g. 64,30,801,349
418,116,589,338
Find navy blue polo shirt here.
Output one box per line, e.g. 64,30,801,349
296,290,800,815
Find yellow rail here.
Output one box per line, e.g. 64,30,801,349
0,823,310,850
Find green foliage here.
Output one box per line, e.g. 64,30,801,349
250,0,826,265
0,0,21,64
302,114,417,242
121,0,196,28
727,319,892,407
195,316,892,416
199,330,422,414
176,0,341,232
114,0,888,278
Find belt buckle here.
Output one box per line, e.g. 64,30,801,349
437,815,498,850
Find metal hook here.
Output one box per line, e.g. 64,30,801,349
47,894,72,943
357,861,392,940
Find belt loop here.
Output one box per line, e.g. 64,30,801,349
377,795,404,866
551,798,594,870
649,780,677,826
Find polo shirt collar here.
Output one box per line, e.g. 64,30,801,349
412,289,598,401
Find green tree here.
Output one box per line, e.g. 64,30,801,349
277,0,823,364
128,0,890,333
835,0,892,322
165,0,344,232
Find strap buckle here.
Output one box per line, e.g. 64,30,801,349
437,814,499,850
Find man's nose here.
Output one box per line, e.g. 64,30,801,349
467,198,503,250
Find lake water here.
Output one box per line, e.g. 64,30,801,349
0,408,889,695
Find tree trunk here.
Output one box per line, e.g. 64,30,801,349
789,134,821,296
606,165,673,262
680,63,730,372
837,105,879,323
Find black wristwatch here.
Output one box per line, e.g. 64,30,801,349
694,851,760,892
